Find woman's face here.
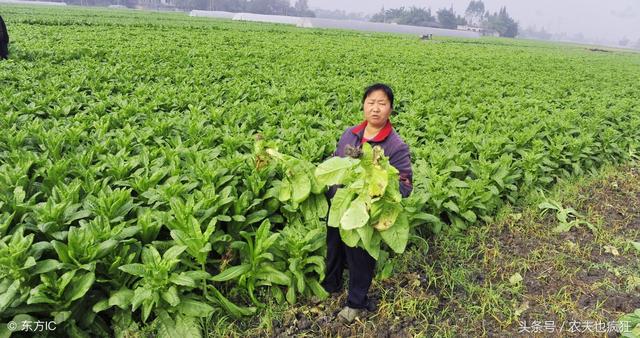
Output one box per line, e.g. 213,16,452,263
363,90,392,128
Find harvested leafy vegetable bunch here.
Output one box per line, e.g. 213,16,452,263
315,143,410,260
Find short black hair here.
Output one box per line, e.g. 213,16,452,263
362,83,394,109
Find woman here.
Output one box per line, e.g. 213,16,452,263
322,83,413,323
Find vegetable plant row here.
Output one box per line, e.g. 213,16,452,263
1,5,639,337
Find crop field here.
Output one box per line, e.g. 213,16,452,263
1,4,640,338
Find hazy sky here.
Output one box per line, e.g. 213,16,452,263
309,0,639,42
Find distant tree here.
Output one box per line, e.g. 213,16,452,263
273,0,290,15
464,0,484,26
520,25,552,40
314,8,368,20
371,6,406,23
456,14,467,26
400,6,435,26
289,0,314,17
371,6,438,27
484,6,518,37
386,7,406,22
246,0,266,13
293,0,306,12
214,0,246,11
246,0,290,15
370,7,384,22
436,6,458,29
173,0,208,10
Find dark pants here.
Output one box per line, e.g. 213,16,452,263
322,227,376,309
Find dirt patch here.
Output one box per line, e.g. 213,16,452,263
481,165,640,336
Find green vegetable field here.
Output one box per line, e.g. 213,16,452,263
1,4,639,337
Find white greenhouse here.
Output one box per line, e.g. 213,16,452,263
0,0,66,5
297,18,481,38
189,10,236,19
189,11,482,39
231,13,299,25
